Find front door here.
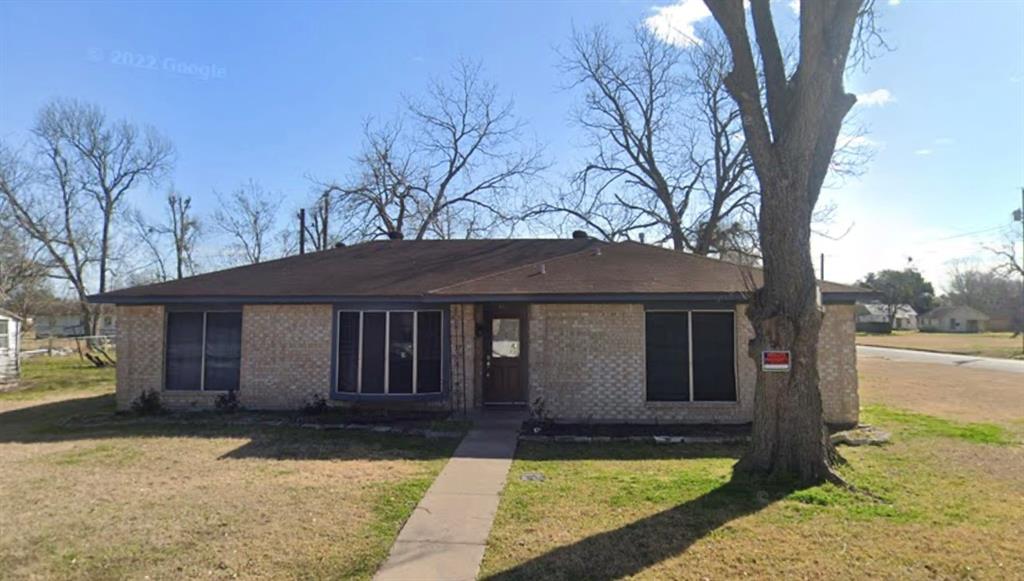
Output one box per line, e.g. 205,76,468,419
483,306,527,405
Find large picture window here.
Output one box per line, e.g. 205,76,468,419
336,310,444,395
165,311,242,391
645,311,736,402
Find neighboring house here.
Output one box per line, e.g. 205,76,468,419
90,238,870,428
0,308,22,385
919,306,990,333
855,302,917,333
34,313,117,338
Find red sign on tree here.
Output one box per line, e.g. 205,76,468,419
761,350,791,372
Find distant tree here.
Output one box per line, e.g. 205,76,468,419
214,180,279,265
859,269,936,324
946,264,1023,333
0,213,49,316
530,26,757,256
323,61,545,242
0,100,173,333
127,190,201,281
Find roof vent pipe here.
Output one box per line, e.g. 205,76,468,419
571,230,588,239
387,231,404,240
538,263,546,275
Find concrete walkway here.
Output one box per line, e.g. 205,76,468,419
375,410,523,581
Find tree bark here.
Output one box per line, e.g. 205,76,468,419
737,176,833,483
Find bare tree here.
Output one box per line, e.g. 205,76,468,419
34,100,174,295
214,180,280,264
325,61,545,241
703,0,878,484
127,190,201,281
0,207,48,310
531,27,757,256
0,138,100,332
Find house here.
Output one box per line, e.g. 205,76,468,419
33,310,116,338
90,238,870,428
0,308,22,386
919,305,990,333
855,302,917,333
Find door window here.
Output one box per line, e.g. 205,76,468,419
491,318,520,358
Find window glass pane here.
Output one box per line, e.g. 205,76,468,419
337,312,360,392
361,312,386,393
691,312,736,401
388,312,414,394
0,320,8,349
416,311,442,393
166,312,204,390
491,318,520,358
645,312,689,401
204,312,242,391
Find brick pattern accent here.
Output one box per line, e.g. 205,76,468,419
449,304,477,412
527,303,858,425
114,305,165,410
818,304,859,427
238,304,333,410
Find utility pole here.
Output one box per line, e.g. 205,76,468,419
298,208,306,255
1017,187,1024,354
819,253,825,281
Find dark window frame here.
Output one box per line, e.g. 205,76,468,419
163,309,243,392
644,309,738,403
332,308,447,398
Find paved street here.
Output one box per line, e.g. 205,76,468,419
858,345,1024,375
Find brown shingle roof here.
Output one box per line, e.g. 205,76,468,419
90,239,870,303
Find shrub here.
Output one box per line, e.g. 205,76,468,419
131,389,163,415
301,393,329,415
215,390,241,413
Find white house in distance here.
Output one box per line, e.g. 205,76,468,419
0,308,22,386
919,306,990,333
855,302,917,333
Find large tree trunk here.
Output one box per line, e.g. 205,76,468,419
736,175,835,484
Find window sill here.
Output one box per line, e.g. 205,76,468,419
645,400,739,408
330,391,447,402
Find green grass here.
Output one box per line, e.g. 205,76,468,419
862,404,1015,445
0,356,115,401
481,410,1024,579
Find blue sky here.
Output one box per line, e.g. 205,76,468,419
1,0,1022,290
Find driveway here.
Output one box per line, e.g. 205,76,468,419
858,346,1024,423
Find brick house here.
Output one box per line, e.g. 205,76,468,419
90,238,868,427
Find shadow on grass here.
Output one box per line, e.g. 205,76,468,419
485,475,796,581
0,394,457,462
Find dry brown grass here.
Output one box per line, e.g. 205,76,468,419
856,331,1024,359
0,358,458,580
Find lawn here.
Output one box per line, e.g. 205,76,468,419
0,357,460,580
481,378,1024,578
856,330,1024,359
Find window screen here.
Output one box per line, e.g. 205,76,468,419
165,312,204,390
337,312,360,393
645,312,690,401
204,312,242,391
0,319,9,349
691,312,736,401
388,312,414,394
361,312,386,393
416,311,442,393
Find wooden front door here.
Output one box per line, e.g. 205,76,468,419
483,306,527,404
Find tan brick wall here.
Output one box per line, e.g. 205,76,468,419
449,304,479,413
527,303,858,425
818,303,859,427
238,304,333,410
115,305,165,410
